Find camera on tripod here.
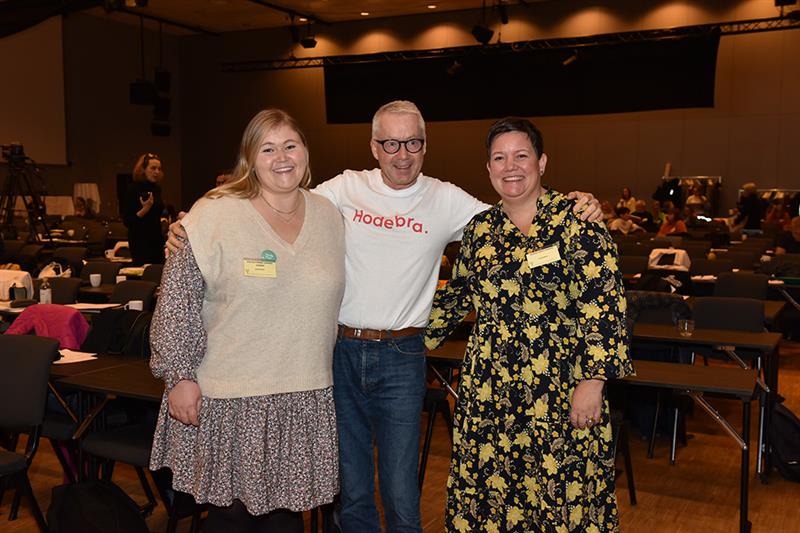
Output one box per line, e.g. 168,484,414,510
1,142,26,164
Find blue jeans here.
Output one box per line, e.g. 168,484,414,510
333,333,427,533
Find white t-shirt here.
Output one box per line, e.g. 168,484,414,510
313,168,488,330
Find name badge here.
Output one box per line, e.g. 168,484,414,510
527,245,561,269
244,259,276,278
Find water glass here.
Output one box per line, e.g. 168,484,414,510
678,319,695,337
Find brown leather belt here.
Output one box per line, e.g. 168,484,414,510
338,325,423,341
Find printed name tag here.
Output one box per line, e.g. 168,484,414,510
243,259,276,278
527,245,561,269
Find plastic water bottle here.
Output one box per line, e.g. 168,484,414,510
40,278,52,304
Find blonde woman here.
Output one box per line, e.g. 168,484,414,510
149,109,345,532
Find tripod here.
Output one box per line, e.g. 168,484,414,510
0,146,52,242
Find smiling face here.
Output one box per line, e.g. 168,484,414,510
487,131,547,205
253,124,308,195
370,112,426,190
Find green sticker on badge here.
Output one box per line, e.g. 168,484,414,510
261,249,277,262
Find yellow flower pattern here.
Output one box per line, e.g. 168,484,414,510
425,190,633,532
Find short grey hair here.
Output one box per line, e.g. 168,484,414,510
371,100,426,139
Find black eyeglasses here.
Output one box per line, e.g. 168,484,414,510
373,138,425,154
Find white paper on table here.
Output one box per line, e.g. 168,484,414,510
66,303,122,312
119,267,145,276
691,275,717,281
55,349,98,364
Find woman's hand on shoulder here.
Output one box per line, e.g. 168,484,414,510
167,379,202,426
569,378,604,430
567,191,602,222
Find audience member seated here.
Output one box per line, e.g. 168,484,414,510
765,201,792,231
609,207,646,235
734,182,765,231
657,208,688,237
685,185,708,215
631,200,656,232
73,196,95,218
616,186,637,212
776,216,800,255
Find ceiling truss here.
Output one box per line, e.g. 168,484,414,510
220,14,800,72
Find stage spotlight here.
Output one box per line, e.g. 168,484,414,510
301,36,317,48
472,24,493,45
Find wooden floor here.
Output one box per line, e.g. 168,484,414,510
4,339,800,532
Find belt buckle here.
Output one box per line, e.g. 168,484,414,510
354,328,362,338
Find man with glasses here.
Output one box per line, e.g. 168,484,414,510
168,100,601,532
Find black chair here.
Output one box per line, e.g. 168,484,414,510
676,242,710,259
110,280,157,310
617,241,651,257
713,272,769,300
692,296,766,370
141,264,164,284
690,258,733,276
15,244,44,273
0,334,60,531
418,387,453,491
0,239,24,262
626,291,692,462
52,246,87,277
716,250,761,270
84,221,109,256
619,256,648,276
33,277,82,304
81,261,122,285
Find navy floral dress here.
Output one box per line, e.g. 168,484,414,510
425,189,633,532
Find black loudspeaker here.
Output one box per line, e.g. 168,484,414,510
151,121,171,137
129,80,156,105
153,97,171,121
154,68,171,92
775,0,797,5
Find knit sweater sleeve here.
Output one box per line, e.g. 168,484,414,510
149,240,207,389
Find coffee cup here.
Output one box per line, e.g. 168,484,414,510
125,300,144,311
89,273,102,287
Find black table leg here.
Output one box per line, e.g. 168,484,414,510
761,346,779,482
741,400,751,533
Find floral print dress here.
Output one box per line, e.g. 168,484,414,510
425,189,633,533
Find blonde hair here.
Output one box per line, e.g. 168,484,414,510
206,109,311,199
371,100,426,139
132,153,163,182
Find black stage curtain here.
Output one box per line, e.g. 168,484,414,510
324,33,720,123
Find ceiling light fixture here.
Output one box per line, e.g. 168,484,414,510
427,4,437,8
360,12,370,16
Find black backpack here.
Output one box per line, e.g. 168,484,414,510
769,399,800,483
47,481,150,533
